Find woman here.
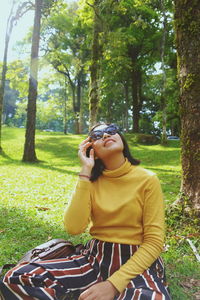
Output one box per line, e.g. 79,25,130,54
0,123,171,300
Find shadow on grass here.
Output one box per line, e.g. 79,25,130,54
0,150,12,160
22,161,79,176
147,167,180,174
36,136,79,157
0,134,80,174
126,138,180,166
0,157,79,176
0,132,181,174
132,148,180,167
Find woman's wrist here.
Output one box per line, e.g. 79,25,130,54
79,174,90,180
78,166,92,181
80,166,92,176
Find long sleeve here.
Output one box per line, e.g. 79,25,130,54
64,179,92,235
107,175,165,293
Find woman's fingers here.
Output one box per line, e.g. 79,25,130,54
89,148,94,159
78,137,95,170
79,137,90,148
78,289,95,300
79,142,92,155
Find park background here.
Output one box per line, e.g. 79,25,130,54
0,0,199,299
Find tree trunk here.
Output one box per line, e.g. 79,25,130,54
0,2,16,152
23,0,42,162
0,1,31,152
79,86,84,134
76,75,81,134
174,0,200,215
0,36,10,152
89,0,101,129
124,81,129,132
63,77,67,135
160,0,168,145
131,68,142,133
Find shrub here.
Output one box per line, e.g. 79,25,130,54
135,134,160,145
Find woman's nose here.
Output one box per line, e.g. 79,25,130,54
102,132,111,140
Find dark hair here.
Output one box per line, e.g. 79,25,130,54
89,123,140,182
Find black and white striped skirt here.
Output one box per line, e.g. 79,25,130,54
0,239,171,300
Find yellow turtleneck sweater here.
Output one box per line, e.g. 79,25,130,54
64,159,165,293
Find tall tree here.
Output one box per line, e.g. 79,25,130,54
23,0,43,161
0,0,32,152
174,0,200,215
43,2,89,133
98,0,162,132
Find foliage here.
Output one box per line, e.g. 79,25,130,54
0,128,199,299
41,0,90,132
6,60,29,99
134,133,160,144
1,0,179,136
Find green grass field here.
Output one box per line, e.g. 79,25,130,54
0,127,199,299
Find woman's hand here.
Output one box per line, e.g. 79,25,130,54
78,281,118,300
78,137,95,176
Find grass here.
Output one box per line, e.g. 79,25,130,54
0,126,199,299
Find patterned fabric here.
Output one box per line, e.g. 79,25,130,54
0,239,171,300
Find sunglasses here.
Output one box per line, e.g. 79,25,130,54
89,124,119,141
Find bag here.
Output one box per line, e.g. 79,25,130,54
0,239,84,276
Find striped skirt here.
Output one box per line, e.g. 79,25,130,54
0,239,171,300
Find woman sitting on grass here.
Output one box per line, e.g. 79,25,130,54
0,123,171,300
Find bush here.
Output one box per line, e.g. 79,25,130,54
135,134,160,145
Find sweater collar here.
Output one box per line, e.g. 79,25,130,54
102,158,133,178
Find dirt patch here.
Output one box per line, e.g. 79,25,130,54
181,278,200,300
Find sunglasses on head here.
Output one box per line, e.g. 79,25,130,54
89,124,119,141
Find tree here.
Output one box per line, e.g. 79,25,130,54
23,0,43,162
23,0,58,161
43,1,89,133
0,0,32,152
174,0,200,215
96,0,163,132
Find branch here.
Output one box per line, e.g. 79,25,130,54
186,239,200,262
86,1,103,24
52,62,74,90
63,65,74,88
7,1,33,37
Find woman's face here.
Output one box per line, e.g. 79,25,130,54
89,124,124,160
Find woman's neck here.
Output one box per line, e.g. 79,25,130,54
102,153,126,170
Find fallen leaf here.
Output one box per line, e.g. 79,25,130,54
187,233,200,238
35,206,51,211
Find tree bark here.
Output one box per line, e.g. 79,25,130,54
128,45,142,133
0,23,10,152
131,67,142,133
89,0,101,129
160,0,168,145
124,81,129,132
174,0,200,215
63,77,67,135
23,0,42,162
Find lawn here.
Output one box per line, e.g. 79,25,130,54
0,127,199,299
